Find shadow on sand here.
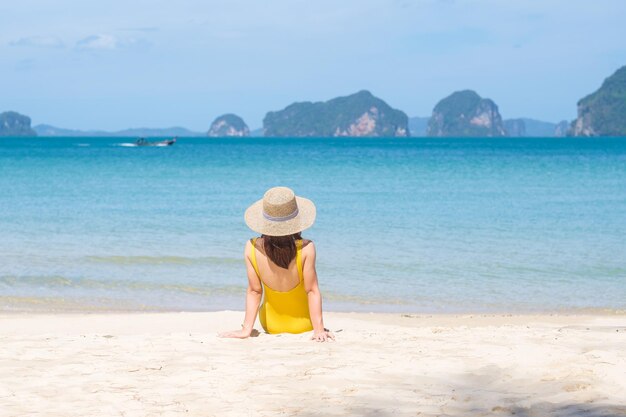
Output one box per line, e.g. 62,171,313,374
293,363,626,417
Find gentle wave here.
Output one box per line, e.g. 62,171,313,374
323,291,413,306
84,255,241,266
0,275,244,296
0,295,172,312
0,275,413,308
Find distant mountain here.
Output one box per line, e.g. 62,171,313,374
34,124,100,137
504,119,526,137
522,118,558,137
554,120,569,137
0,111,37,136
503,118,560,137
207,114,249,137
249,127,264,137
263,90,409,137
427,90,507,137
571,65,626,136
34,124,203,137
408,117,429,137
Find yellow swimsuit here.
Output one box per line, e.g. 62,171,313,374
250,238,313,334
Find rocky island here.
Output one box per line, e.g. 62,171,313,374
570,65,626,136
263,90,409,137
207,114,249,137
0,111,37,137
427,90,507,137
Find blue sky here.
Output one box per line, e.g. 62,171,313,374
1,0,625,131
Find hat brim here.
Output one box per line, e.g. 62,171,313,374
244,196,316,236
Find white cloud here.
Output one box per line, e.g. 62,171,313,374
119,27,159,33
75,34,149,50
76,34,119,50
9,36,64,48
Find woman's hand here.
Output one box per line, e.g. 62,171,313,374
311,328,335,342
218,329,251,339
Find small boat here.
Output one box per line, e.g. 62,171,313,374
135,137,177,147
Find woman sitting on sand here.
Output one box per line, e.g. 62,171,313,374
219,187,334,342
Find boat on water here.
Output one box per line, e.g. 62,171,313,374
135,137,177,147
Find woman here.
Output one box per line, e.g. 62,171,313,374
219,187,334,342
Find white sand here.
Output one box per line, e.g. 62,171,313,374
0,311,625,416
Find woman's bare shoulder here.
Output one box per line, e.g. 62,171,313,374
245,237,261,252
301,239,316,252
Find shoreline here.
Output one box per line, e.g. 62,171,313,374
2,298,626,317
2,309,626,330
2,295,626,317
2,310,626,333
1,311,625,416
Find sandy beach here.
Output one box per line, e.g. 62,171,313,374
0,312,624,416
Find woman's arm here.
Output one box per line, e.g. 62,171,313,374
219,240,263,338
303,242,334,342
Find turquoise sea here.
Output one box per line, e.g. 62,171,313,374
1,137,625,313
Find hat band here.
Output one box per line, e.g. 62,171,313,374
263,208,299,222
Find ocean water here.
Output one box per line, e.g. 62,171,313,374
1,137,625,313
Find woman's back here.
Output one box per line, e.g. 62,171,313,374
249,237,313,334
250,237,309,291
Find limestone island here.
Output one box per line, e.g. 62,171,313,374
0,111,37,137
263,90,409,137
207,114,250,137
427,90,506,137
570,65,626,136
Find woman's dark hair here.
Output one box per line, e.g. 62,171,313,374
262,232,302,269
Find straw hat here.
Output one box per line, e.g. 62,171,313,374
244,187,316,236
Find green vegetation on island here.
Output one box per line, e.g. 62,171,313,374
0,111,37,137
207,114,250,137
427,90,507,137
571,65,626,136
263,90,409,137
